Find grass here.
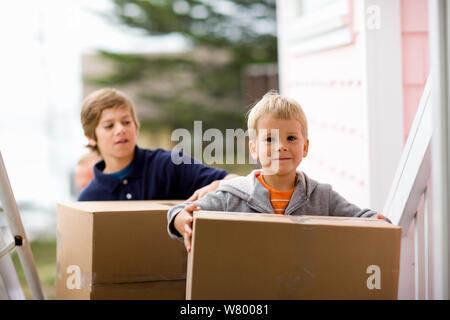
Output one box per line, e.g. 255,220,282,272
10,240,57,300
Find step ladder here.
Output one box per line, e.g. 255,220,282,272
0,151,46,300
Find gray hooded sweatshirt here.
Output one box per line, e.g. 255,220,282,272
167,170,379,240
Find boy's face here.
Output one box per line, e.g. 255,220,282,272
249,115,309,176
87,106,138,163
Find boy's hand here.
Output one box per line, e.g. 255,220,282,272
174,203,200,252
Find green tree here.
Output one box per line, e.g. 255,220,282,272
110,0,277,64
88,0,277,133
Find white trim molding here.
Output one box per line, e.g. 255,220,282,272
285,0,354,55
429,0,450,301
382,78,432,233
360,0,404,212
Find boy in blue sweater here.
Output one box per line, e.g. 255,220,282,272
78,88,236,201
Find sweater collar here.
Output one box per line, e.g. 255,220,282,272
247,170,318,214
218,169,319,213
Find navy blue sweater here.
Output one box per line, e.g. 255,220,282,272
78,146,229,201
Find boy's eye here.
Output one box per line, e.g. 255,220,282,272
104,124,113,129
122,121,131,125
288,136,297,141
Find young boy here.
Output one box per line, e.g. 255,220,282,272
167,91,387,252
78,88,237,201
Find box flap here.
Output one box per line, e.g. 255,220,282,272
194,211,401,229
57,200,174,213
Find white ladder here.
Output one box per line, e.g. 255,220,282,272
0,151,45,300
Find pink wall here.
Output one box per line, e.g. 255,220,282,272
401,0,429,141
278,0,431,299
278,0,367,208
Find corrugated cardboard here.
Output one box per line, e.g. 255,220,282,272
187,211,402,300
91,280,186,300
56,200,186,300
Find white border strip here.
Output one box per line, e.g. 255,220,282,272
382,78,431,233
429,0,450,301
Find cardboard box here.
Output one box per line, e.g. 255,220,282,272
187,212,402,300
56,200,187,300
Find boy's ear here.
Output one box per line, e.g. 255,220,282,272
303,139,309,157
86,135,97,147
249,140,258,161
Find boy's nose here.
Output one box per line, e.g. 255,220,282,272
115,123,126,134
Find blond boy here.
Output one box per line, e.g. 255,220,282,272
167,91,386,252
78,88,236,201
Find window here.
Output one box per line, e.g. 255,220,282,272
285,0,353,55
298,0,340,16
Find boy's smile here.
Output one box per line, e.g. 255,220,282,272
250,115,309,182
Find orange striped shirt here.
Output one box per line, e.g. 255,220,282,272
256,172,295,215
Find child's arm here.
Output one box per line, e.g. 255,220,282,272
330,189,390,222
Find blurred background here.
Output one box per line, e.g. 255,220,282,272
0,0,278,299
0,0,434,300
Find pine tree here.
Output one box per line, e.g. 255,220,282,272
87,0,277,132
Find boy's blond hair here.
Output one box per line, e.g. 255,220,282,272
81,88,140,154
247,91,308,140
